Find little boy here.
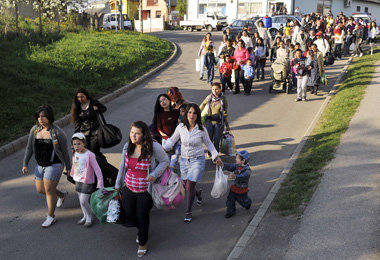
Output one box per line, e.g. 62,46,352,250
344,30,353,57
241,59,255,95
204,45,217,85
223,150,252,218
220,55,235,92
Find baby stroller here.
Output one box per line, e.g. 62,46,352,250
269,58,292,94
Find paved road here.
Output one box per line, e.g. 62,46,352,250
283,62,380,260
0,31,350,259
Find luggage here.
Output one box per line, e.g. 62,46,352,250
324,52,335,66
220,132,236,156
90,187,118,224
152,168,185,210
211,166,228,199
96,113,122,149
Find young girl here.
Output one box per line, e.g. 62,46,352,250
254,38,266,80
70,132,104,227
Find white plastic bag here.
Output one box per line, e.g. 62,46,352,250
211,166,228,198
349,43,355,51
195,58,201,72
231,69,235,83
106,199,121,223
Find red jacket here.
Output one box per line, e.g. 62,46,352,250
220,60,239,77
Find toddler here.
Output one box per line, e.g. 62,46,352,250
220,55,235,92
223,150,252,218
204,45,217,85
241,59,254,95
70,133,104,227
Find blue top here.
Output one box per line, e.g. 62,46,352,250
241,64,255,78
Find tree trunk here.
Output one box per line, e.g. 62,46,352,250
38,4,42,36
15,1,19,35
139,0,143,33
57,10,61,33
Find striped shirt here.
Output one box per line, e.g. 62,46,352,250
163,123,218,160
124,156,151,192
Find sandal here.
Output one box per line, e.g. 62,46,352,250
137,245,148,258
184,212,192,223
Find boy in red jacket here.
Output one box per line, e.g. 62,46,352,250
220,55,237,92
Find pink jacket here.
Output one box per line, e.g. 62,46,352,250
232,48,250,66
70,150,104,188
198,40,215,56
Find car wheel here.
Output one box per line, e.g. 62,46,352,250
187,26,193,32
207,25,213,32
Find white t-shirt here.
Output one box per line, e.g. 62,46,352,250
73,151,88,182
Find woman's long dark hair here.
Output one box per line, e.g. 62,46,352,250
71,88,92,122
183,103,203,131
127,121,153,161
152,94,172,131
35,105,54,125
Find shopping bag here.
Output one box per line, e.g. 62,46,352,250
220,132,237,156
349,43,355,51
90,187,118,224
195,58,201,72
106,193,126,224
320,71,326,85
201,104,209,125
152,168,185,210
211,166,228,199
231,69,235,83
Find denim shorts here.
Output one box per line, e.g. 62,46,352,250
35,163,64,181
180,155,205,182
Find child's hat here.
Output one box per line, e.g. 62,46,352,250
72,132,86,140
236,150,250,162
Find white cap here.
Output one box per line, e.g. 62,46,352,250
72,132,86,140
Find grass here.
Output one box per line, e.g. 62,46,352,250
0,31,173,145
272,47,380,216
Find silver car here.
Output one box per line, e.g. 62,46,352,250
269,15,302,38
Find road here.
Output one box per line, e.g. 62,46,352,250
0,31,349,259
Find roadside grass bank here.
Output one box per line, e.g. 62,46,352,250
0,31,173,146
272,48,380,216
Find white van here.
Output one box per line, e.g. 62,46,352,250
103,13,132,30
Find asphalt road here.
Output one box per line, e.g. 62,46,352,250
0,31,350,259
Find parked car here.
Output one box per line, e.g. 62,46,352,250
269,15,302,38
222,18,259,37
352,12,372,25
103,13,132,30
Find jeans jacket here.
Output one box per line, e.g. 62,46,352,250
223,163,251,189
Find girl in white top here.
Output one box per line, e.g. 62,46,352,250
163,103,223,223
368,21,378,55
241,30,253,48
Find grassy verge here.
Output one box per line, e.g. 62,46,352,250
0,31,173,145
272,48,380,216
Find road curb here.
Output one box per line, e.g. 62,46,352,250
0,40,179,160
227,57,353,260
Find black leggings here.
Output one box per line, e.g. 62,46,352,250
121,186,153,246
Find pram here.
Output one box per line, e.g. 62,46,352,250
269,58,292,94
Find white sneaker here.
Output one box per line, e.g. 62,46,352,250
359,53,363,57
41,215,56,228
56,191,68,208
354,54,358,57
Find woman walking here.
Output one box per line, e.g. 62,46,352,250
163,104,223,223
167,87,189,110
22,105,71,227
232,39,250,94
115,121,169,257
198,33,215,81
199,82,230,154
254,38,267,80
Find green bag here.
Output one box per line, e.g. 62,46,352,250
201,103,209,125
320,71,326,85
90,187,118,224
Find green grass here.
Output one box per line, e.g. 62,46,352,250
272,48,380,216
0,31,173,145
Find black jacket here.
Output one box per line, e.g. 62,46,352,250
204,52,216,68
74,99,107,134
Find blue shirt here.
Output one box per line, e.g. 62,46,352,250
241,64,254,78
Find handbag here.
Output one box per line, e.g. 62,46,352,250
201,103,209,125
63,171,75,184
220,132,236,156
211,166,228,199
151,168,185,210
96,113,122,148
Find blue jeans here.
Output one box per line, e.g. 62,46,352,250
180,155,205,182
221,75,233,92
334,43,342,58
226,190,252,215
35,163,64,181
205,121,224,153
207,65,214,84
257,59,265,79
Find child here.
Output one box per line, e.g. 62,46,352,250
223,150,252,218
220,55,235,92
70,133,104,227
241,59,255,95
343,30,353,57
204,45,217,85
289,43,295,59
170,104,187,174
292,49,312,102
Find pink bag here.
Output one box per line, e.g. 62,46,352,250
152,168,185,210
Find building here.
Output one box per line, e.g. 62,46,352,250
187,0,380,24
86,0,139,19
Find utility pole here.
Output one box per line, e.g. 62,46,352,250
115,0,118,32
140,0,143,33
120,0,123,30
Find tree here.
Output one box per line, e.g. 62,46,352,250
176,0,186,18
0,0,22,35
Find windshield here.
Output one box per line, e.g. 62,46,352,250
215,12,226,20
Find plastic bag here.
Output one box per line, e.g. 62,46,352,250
90,187,118,224
349,43,355,51
106,199,121,223
195,58,201,72
211,166,228,199
220,132,236,156
320,71,326,85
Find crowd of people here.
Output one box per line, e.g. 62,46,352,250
198,11,377,100
19,9,377,258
